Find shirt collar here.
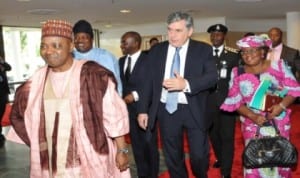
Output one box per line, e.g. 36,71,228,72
127,50,141,60
271,43,283,51
169,39,190,50
213,45,224,52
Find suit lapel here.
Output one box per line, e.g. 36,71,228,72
280,45,287,60
119,56,126,79
131,53,142,76
158,43,169,81
219,48,225,58
280,45,286,59
184,40,193,76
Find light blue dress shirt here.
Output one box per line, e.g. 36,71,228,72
73,48,123,95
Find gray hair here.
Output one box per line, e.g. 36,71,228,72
167,11,194,29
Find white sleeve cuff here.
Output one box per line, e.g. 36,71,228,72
183,80,191,93
132,91,139,101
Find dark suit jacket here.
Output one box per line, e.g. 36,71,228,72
138,39,218,131
119,51,149,111
280,45,300,80
0,61,12,96
208,47,240,107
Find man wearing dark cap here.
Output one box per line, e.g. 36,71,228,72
207,24,228,35
206,24,239,178
8,19,130,178
73,19,122,95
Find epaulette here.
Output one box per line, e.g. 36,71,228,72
225,46,239,53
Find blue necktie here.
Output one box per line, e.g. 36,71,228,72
165,47,181,114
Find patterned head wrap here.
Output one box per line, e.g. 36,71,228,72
236,34,272,48
41,20,73,40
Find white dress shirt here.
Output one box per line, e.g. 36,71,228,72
160,40,191,104
123,50,141,74
267,43,282,61
123,50,141,101
213,45,224,57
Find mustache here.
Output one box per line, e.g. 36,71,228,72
76,43,85,47
45,54,59,59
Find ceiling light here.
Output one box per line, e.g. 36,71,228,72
235,0,262,2
27,9,59,15
120,9,131,13
105,24,112,28
17,0,31,2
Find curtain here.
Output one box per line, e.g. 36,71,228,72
93,29,101,48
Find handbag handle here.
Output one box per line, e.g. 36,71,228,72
255,119,281,137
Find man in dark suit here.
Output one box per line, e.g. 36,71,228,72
143,37,160,54
206,24,240,178
137,11,218,178
0,56,11,147
119,31,159,178
267,27,300,81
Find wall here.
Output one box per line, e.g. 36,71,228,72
99,17,287,57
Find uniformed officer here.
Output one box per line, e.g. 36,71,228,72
206,24,240,178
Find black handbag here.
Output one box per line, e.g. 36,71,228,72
242,119,298,169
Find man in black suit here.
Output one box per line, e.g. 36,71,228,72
137,11,218,178
0,56,11,147
206,24,240,178
267,27,300,81
149,37,159,48
119,31,159,178
143,37,160,54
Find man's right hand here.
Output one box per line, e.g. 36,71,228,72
137,113,148,130
123,93,134,104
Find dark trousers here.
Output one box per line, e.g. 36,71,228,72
0,95,8,135
209,107,236,176
158,103,209,178
128,104,159,178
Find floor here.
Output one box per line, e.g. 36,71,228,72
3,105,300,178
0,126,167,178
0,127,30,178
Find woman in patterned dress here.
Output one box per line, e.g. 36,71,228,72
220,35,300,178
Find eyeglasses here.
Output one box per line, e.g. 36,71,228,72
240,49,259,55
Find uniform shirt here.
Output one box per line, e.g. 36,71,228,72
213,45,224,57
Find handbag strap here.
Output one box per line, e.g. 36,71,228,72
255,119,281,137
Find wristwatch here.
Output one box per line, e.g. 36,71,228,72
118,148,129,154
